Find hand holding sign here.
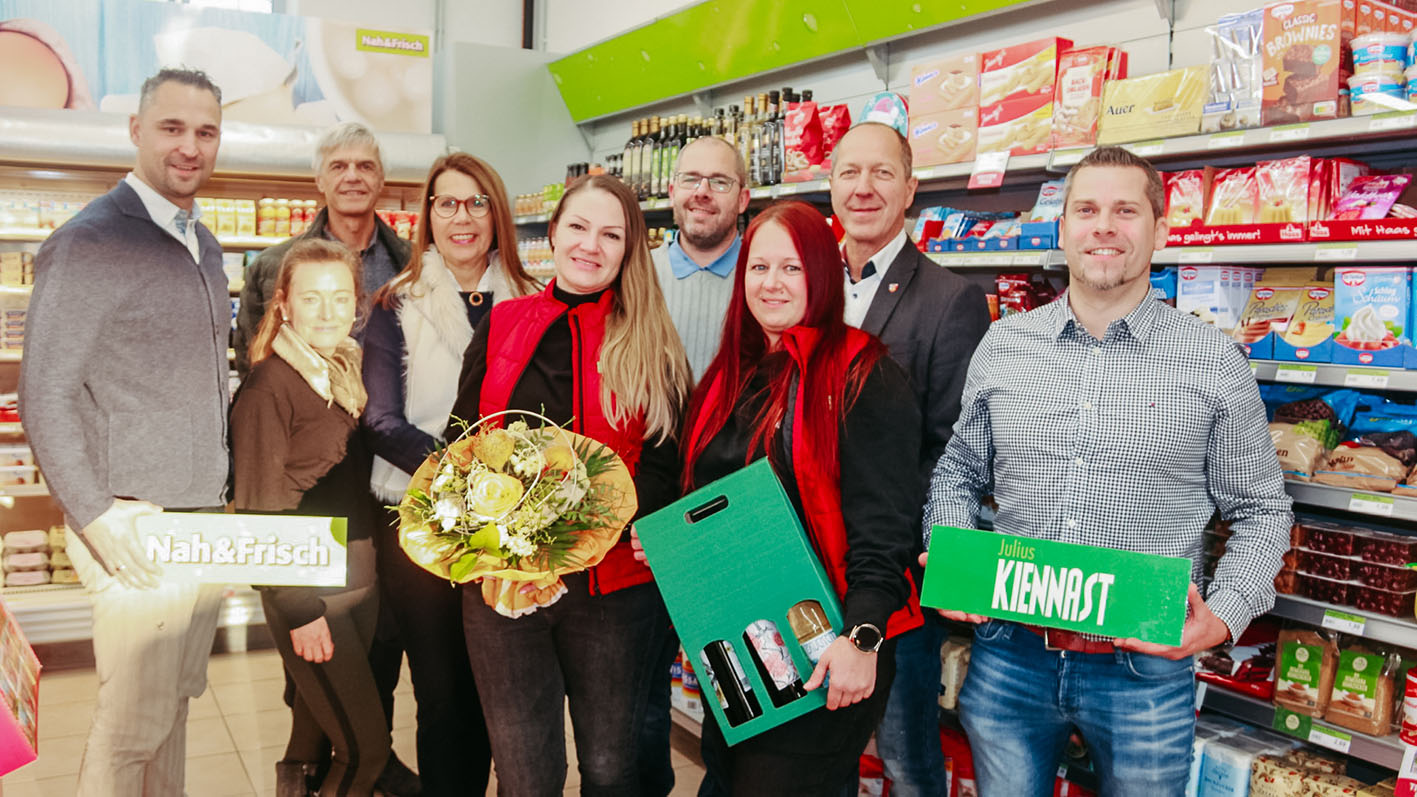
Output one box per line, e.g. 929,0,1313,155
84,499,164,589
1112,582,1230,661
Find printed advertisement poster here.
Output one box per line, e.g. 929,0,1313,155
0,0,431,132
136,512,348,587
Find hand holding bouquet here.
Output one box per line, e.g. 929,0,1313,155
397,412,637,617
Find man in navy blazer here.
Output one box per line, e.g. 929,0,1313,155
831,121,991,797
20,68,230,796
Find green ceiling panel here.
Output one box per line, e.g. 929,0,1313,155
548,0,1035,122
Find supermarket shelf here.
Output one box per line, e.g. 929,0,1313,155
926,250,1063,269
514,213,552,225
1250,360,1417,392
670,706,703,738
1285,481,1417,520
0,423,22,435
0,485,47,498
0,228,51,243
1154,240,1417,265
0,227,283,249
0,351,20,362
1200,687,1405,770
1269,594,1417,648
1,583,266,645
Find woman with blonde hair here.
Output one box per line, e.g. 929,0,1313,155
361,153,538,794
446,173,691,795
231,238,388,796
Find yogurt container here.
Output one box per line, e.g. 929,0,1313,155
1352,32,1410,77
1348,73,1406,115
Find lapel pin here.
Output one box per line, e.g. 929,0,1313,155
888,283,899,293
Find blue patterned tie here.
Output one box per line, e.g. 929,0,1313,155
173,209,189,239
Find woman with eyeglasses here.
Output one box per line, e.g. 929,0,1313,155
361,153,539,795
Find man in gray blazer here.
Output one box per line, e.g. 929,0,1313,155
831,121,990,797
20,68,230,796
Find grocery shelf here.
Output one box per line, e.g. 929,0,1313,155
1154,240,1417,265
0,351,20,362
0,423,22,435
1284,481,1417,520
0,227,285,249
926,250,1063,269
1200,687,1405,770
1268,594,1417,648
1250,361,1417,392
670,706,702,738
514,213,552,225
0,228,51,243
0,485,47,498
1,583,266,645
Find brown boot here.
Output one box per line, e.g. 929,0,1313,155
275,760,317,797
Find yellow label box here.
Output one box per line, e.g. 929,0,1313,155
1096,66,1206,145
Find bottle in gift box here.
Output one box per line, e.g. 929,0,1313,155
788,599,838,665
700,642,763,727
743,619,807,708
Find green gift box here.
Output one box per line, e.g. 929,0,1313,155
922,526,1190,646
636,458,841,745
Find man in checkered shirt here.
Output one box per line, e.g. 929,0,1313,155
921,146,1292,796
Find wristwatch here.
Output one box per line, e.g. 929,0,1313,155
848,623,883,654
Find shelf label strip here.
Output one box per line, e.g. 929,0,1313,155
1274,365,1317,384
1349,492,1395,516
1344,368,1390,388
1320,609,1366,635
1269,124,1311,143
1207,132,1247,149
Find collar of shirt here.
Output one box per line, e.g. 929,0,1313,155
667,235,741,280
123,172,201,242
1051,287,1166,343
842,228,908,285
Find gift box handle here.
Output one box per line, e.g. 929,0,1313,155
685,495,729,524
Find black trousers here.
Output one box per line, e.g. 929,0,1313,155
376,506,491,796
697,638,898,797
264,585,390,796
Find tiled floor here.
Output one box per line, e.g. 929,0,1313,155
0,649,706,796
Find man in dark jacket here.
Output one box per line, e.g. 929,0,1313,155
831,121,991,797
234,121,410,376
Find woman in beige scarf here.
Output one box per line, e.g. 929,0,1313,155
231,238,386,796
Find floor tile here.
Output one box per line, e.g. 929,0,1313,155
391,694,415,730
237,742,286,794
31,773,77,797
224,707,292,752
22,732,86,780
37,670,96,709
185,751,256,796
185,715,237,757
205,650,284,686
33,700,93,740
210,676,289,716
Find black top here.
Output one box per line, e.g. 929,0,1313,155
692,351,921,633
449,286,681,520
231,356,376,627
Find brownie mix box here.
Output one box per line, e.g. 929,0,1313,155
1262,0,1346,125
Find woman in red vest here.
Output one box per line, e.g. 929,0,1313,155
676,200,923,794
446,173,691,795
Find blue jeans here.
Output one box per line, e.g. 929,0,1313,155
875,618,949,797
958,621,1194,797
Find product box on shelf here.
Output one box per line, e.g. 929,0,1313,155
1261,0,1347,125
635,459,842,745
0,596,40,774
1051,45,1127,149
1275,284,1337,361
907,107,977,167
909,52,979,114
1204,9,1266,133
976,94,1054,156
978,36,1073,110
1331,266,1411,366
1096,65,1207,145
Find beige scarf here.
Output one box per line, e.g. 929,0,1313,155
272,324,367,417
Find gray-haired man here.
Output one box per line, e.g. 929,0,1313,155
234,121,410,376
21,67,229,796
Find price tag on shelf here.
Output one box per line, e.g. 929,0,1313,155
1012,254,1044,266
914,167,938,180
1056,765,1068,780
1269,124,1311,143
749,187,772,199
644,198,660,210
1178,249,1215,263
1314,245,1358,261
1207,132,1247,149
1049,148,1090,168
1307,725,1353,754
1125,140,1164,158
1274,365,1317,383
1349,492,1396,516
1321,609,1367,635
968,152,1010,190
777,183,802,196
1250,363,1259,377
1344,368,1390,388
1368,112,1417,132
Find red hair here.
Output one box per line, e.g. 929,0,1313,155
682,201,886,490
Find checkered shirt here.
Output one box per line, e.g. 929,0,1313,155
923,290,1294,642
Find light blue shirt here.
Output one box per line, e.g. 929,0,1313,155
653,235,742,382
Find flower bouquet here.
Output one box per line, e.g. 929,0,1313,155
397,411,637,617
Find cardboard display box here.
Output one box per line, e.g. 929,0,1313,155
0,597,40,775
635,459,842,745
1097,66,1207,144
909,52,979,114
908,107,977,167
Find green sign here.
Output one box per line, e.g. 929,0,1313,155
547,0,1036,121
922,527,1190,645
355,29,431,57
1273,705,1314,738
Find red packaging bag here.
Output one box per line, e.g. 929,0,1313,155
1257,156,1313,224
1165,169,1209,228
940,726,977,797
818,105,853,159
1206,167,1260,225
783,99,825,180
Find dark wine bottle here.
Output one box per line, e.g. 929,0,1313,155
700,642,763,727
743,620,807,708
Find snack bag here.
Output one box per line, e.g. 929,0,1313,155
1026,180,1065,222
783,97,824,178
1051,46,1125,149
1257,156,1312,224
1207,168,1260,225
1324,643,1398,736
818,104,852,159
1332,174,1413,219
1274,626,1339,716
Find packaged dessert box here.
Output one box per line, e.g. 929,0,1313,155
909,52,979,114
1262,0,1346,125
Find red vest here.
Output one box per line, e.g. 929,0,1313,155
480,282,652,595
690,326,923,639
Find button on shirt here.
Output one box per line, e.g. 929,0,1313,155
123,173,202,261
923,289,1293,642
843,229,907,329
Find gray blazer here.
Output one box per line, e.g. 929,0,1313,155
20,181,231,533
859,239,991,491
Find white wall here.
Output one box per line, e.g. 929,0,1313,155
541,0,693,54
286,0,525,48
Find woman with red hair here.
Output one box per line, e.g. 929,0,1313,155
677,200,923,794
